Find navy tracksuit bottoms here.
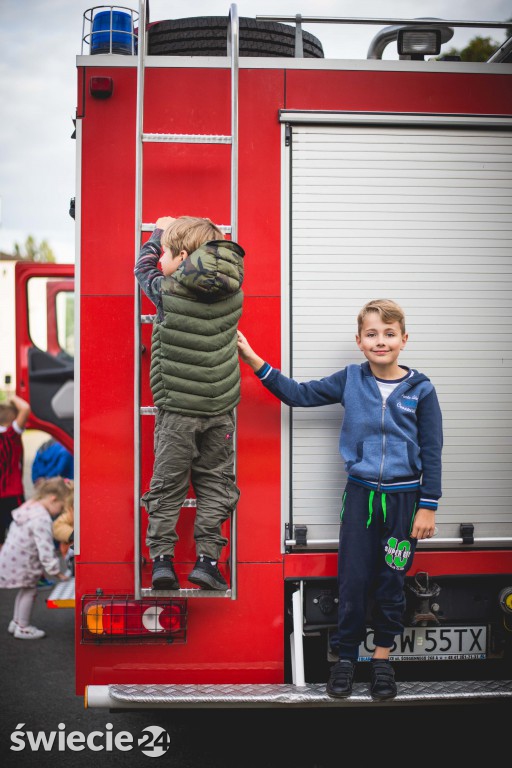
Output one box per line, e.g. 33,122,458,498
330,481,418,661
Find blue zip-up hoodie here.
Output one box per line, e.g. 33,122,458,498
255,361,443,510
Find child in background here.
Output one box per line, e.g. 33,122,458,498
0,476,73,639
52,492,74,552
32,437,74,486
52,490,75,576
0,394,30,546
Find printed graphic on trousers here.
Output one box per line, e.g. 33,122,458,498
385,537,412,570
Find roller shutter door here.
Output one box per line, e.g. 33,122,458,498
287,121,512,546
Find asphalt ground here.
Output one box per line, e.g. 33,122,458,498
0,583,509,768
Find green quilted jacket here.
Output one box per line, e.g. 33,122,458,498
150,240,244,416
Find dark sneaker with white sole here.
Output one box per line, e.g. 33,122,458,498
188,555,228,590
370,659,397,700
326,659,356,698
152,555,180,590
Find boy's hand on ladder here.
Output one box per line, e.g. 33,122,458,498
155,216,176,230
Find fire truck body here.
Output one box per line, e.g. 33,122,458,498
26,5,512,706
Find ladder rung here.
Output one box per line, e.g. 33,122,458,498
141,223,231,233
140,406,157,415
142,133,232,144
141,314,155,324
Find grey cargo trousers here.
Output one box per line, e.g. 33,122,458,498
142,409,240,561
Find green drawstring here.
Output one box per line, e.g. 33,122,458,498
367,491,374,527
409,502,417,535
340,491,347,522
367,490,386,527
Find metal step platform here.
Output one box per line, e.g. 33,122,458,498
46,577,75,609
85,679,512,709
141,588,231,598
46,578,231,603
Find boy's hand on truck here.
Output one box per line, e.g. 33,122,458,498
237,331,265,372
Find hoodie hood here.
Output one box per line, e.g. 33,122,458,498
361,361,430,387
171,240,244,303
12,501,48,526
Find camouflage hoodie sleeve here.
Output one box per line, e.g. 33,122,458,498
134,229,164,310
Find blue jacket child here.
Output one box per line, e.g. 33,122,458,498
32,439,74,485
237,298,443,701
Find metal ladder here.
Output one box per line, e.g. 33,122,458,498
133,1,240,600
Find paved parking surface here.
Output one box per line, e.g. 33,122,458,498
0,584,508,767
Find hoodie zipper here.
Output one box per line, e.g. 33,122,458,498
374,372,414,491
377,400,386,491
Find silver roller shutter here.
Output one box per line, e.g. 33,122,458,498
284,117,512,548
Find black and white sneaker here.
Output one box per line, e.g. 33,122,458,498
152,555,180,590
188,555,228,591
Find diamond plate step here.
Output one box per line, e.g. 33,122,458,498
141,588,231,598
86,679,512,709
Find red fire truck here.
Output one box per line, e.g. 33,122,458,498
16,3,512,707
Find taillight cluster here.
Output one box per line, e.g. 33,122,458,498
82,595,187,643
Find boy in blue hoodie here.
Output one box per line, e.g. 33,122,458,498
237,299,442,700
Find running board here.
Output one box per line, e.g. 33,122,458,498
85,679,512,709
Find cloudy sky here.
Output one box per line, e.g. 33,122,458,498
0,0,510,263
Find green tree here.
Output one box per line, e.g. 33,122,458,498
443,35,500,61
442,18,512,62
13,235,56,263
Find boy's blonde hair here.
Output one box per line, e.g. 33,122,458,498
0,401,17,427
357,299,406,336
32,476,73,504
162,216,224,256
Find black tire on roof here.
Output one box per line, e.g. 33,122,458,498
147,16,324,58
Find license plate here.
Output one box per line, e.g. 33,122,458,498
329,626,487,661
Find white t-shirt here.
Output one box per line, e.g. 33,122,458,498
374,369,414,402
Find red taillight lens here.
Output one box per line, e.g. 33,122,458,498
82,596,186,643
89,76,114,99
141,603,184,632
